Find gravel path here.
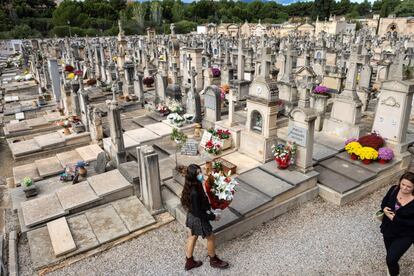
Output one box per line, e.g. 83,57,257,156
38,185,414,276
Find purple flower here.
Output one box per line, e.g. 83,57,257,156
378,147,394,160
313,85,329,94
211,68,221,78
345,138,358,146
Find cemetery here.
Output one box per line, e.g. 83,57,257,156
0,11,414,274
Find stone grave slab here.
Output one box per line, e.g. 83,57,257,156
118,162,140,183
314,132,346,151
124,128,160,143
47,217,77,257
66,214,99,253
161,120,197,131
21,194,67,227
15,112,25,120
319,157,377,183
26,117,49,128
85,205,129,244
56,181,100,211
122,118,141,132
211,207,241,233
56,150,83,167
87,169,132,197
260,161,319,186
132,116,158,126
43,112,62,122
144,122,173,137
27,227,57,269
9,139,41,157
122,134,141,149
314,165,361,194
219,151,260,174
159,157,176,180
237,169,293,198
146,111,167,122
336,151,399,174
228,181,271,216
35,156,64,177
111,196,156,232
153,137,178,155
5,121,31,133
75,145,103,162
313,143,338,162
34,132,65,149
13,163,41,185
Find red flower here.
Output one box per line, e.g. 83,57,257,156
358,133,384,150
65,65,74,72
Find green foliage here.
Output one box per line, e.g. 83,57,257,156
394,0,414,17
0,0,410,39
175,20,197,34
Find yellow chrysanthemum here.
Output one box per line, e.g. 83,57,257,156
67,73,75,80
345,141,362,155
357,146,378,160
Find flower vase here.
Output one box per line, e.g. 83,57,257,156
220,138,232,150
63,127,71,135
350,153,358,160
78,166,87,177
275,157,290,169
362,159,372,165
379,159,390,164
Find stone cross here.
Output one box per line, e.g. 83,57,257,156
237,38,244,81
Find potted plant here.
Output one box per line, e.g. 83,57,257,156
143,76,154,87
358,146,378,164
183,113,194,124
167,99,184,114
22,177,38,198
76,160,88,177
173,114,185,127
378,147,394,164
204,139,222,155
345,140,362,160
212,158,237,175
313,85,329,95
170,128,188,169
204,172,238,211
64,65,74,72
207,128,232,150
272,143,297,169
358,132,384,150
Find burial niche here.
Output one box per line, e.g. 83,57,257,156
251,110,263,134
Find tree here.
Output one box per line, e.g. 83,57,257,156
175,20,196,34
150,1,162,25
333,0,352,15
132,2,146,29
172,1,184,22
380,0,400,17
394,0,414,17
312,0,335,21
357,0,372,15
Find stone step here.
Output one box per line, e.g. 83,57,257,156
319,157,377,184
161,186,181,218
164,179,183,198
46,217,77,257
314,165,361,194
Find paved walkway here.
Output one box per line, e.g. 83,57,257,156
24,185,412,276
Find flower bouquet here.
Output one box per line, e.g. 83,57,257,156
167,99,184,114
358,132,384,150
183,113,194,123
156,103,170,116
378,147,394,164
205,172,238,210
64,65,74,72
74,70,83,76
313,85,329,95
207,128,232,150
272,143,297,169
210,67,221,78
204,139,222,155
167,113,185,127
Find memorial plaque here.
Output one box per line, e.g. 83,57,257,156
205,94,216,109
287,124,307,147
200,131,213,148
181,139,198,156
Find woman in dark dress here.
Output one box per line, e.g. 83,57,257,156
180,164,229,271
380,172,414,276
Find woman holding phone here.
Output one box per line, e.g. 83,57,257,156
380,172,414,276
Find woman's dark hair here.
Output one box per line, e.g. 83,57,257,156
181,164,202,211
399,172,414,195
